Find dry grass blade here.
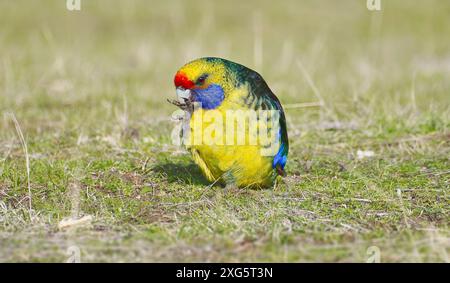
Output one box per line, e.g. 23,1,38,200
7,112,32,219
284,102,324,109
295,59,336,120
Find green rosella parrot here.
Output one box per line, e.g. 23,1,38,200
170,57,288,189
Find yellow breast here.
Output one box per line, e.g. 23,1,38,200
185,86,277,188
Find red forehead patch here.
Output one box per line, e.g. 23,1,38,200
174,72,195,89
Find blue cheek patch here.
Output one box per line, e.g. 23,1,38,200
192,84,224,109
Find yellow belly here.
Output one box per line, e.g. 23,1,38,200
185,98,278,188
190,144,275,188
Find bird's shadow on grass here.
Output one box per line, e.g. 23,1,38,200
151,162,210,186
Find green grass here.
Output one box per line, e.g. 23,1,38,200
0,0,449,262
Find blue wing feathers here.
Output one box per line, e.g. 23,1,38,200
272,129,288,170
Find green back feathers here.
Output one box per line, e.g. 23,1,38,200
202,57,289,173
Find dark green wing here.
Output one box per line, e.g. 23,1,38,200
238,66,289,175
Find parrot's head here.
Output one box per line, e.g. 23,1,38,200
174,57,241,110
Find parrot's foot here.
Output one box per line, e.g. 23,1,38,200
273,175,285,190
167,98,194,112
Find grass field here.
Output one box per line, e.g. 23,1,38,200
0,0,449,262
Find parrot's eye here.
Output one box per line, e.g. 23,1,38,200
196,74,208,86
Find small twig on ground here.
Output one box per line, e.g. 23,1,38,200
58,215,93,230
351,198,372,203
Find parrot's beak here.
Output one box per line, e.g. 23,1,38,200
176,87,191,103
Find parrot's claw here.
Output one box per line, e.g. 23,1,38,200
167,98,194,112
